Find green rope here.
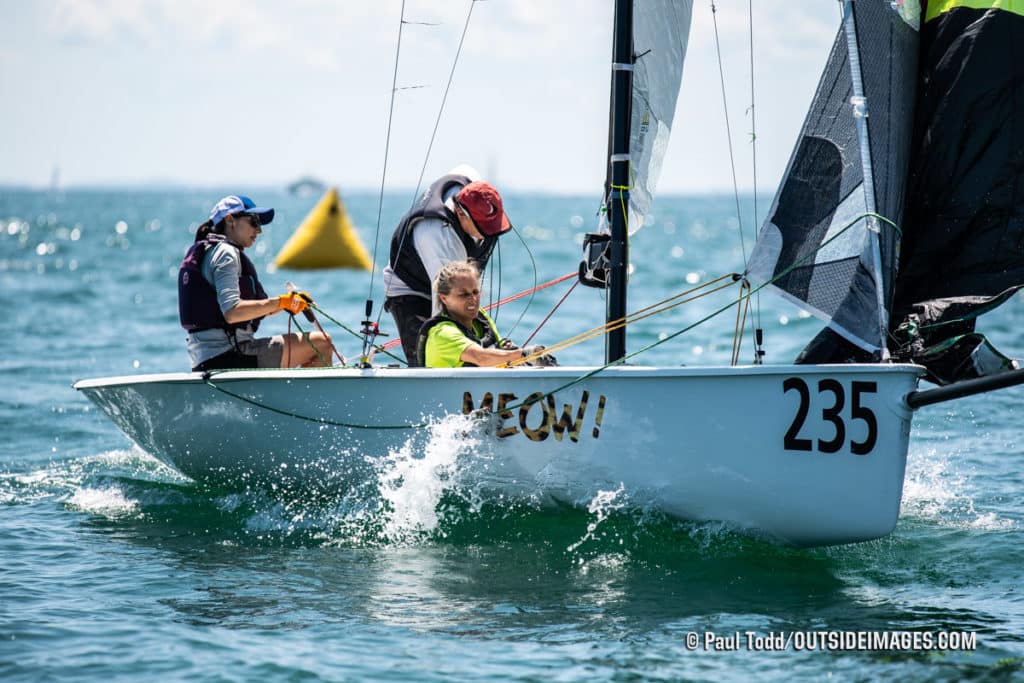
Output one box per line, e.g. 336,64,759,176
288,316,332,367
309,304,408,365
203,375,428,430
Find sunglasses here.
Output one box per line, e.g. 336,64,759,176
239,214,261,227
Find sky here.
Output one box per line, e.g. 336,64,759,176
0,1,842,195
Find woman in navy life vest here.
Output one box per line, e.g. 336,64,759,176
178,195,334,371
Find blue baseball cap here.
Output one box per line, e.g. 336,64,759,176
208,195,275,226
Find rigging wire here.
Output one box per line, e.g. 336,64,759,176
498,224,540,339
504,211,898,399
375,270,575,353
748,0,764,362
487,271,575,310
366,0,408,308
710,1,747,266
374,0,480,334
490,232,502,328
522,278,580,347
309,303,408,365
508,273,742,366
407,0,478,215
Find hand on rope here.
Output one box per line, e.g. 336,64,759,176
521,344,558,367
277,291,313,315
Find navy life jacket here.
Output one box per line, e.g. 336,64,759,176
416,310,500,368
388,173,499,296
178,235,267,334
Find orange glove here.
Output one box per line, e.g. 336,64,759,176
277,292,312,314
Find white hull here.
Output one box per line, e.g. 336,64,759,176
74,364,922,546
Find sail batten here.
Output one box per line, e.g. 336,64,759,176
625,0,693,233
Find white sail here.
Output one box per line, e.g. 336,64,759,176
625,0,693,233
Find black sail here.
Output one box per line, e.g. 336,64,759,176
746,1,919,357
889,2,1024,384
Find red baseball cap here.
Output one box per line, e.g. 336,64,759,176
456,181,512,236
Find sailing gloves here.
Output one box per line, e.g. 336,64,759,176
521,344,558,367
277,291,313,315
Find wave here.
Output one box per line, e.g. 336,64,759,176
3,430,797,561
901,444,1018,533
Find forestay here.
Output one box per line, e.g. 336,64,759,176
746,1,920,354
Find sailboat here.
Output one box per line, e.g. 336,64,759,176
73,0,1024,546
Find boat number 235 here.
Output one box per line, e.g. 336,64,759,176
783,378,878,455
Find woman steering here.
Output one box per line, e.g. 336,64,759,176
417,260,554,368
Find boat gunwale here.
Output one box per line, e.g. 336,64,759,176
73,363,926,390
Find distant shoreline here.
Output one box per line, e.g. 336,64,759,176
0,183,771,201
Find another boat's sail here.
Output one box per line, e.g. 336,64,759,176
746,2,920,355
624,0,692,233
888,1,1024,384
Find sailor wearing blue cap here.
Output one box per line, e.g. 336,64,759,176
177,195,335,371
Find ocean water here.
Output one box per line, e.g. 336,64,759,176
2,188,1022,681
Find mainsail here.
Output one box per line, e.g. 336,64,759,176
746,1,920,355
888,1,1024,384
581,0,692,293
625,0,692,233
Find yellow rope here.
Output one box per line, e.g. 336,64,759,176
731,279,751,366
509,273,743,367
611,182,630,230
515,208,904,368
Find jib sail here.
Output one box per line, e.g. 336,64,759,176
746,1,920,355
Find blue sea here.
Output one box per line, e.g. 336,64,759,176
2,187,1022,681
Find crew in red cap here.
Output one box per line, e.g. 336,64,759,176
382,164,513,366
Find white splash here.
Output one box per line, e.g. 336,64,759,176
902,446,1017,532
66,485,139,518
377,412,487,543
567,484,626,555
901,447,964,519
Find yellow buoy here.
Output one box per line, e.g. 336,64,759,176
273,188,373,270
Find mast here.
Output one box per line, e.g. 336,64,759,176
606,0,633,364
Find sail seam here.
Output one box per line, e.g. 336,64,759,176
843,0,890,357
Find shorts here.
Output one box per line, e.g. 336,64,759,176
238,335,285,368
192,335,285,372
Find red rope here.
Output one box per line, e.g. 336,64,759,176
286,313,293,367
483,271,576,311
522,278,578,346
379,271,577,351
